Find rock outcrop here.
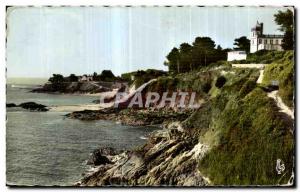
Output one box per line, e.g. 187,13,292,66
76,122,210,186
6,102,48,112
66,108,192,126
6,103,17,107
31,81,120,94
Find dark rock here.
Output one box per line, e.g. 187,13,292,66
92,99,100,104
6,103,17,107
18,102,48,112
87,147,116,166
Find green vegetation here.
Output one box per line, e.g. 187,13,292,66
146,70,214,97
122,69,167,87
234,36,250,53
177,67,294,185
93,70,119,82
262,51,294,107
48,74,64,83
164,37,228,74
69,74,78,82
274,9,294,50
199,88,293,185
231,50,286,64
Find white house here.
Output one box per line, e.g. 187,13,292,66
79,75,93,82
250,21,284,53
227,51,247,61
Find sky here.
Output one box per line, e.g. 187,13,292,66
6,6,289,78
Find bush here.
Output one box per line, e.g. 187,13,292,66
69,74,78,82
48,74,64,84
239,79,257,98
215,76,226,88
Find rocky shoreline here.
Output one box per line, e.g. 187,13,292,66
66,108,193,126
76,121,210,186
6,102,48,112
31,81,122,94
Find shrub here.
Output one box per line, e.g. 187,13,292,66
215,76,226,88
239,79,257,98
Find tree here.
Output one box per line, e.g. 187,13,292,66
193,37,216,50
233,36,250,53
100,70,115,81
191,37,217,68
281,30,293,50
165,37,227,73
48,74,64,84
274,9,294,50
69,74,78,82
179,43,192,72
165,47,180,73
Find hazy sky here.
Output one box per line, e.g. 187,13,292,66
7,6,289,78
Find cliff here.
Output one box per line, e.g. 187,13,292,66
76,52,294,186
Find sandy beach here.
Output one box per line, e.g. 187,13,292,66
48,103,114,112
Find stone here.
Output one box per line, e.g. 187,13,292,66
6,103,17,107
18,102,48,112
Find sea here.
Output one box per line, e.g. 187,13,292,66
6,78,159,186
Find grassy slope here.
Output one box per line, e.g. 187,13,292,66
181,65,294,185
199,87,293,185
262,51,294,108
169,63,294,185
231,50,287,64
133,51,294,185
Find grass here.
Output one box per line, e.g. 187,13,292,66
262,51,294,108
177,65,294,185
145,70,215,98
231,50,287,64
196,74,294,185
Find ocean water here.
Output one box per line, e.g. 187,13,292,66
6,84,159,186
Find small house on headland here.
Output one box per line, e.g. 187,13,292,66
79,75,93,82
227,50,247,61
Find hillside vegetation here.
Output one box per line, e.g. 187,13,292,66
197,80,293,185
262,51,294,108
78,51,294,186
146,52,294,185
231,50,287,64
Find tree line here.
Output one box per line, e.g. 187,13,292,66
48,70,119,83
164,9,293,74
163,36,248,74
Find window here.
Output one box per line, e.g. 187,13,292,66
270,40,273,44
275,40,278,44
259,39,262,44
264,39,267,44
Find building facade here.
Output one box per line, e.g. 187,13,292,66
250,21,284,53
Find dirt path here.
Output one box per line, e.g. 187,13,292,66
267,90,294,119
235,65,294,120
256,70,264,84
